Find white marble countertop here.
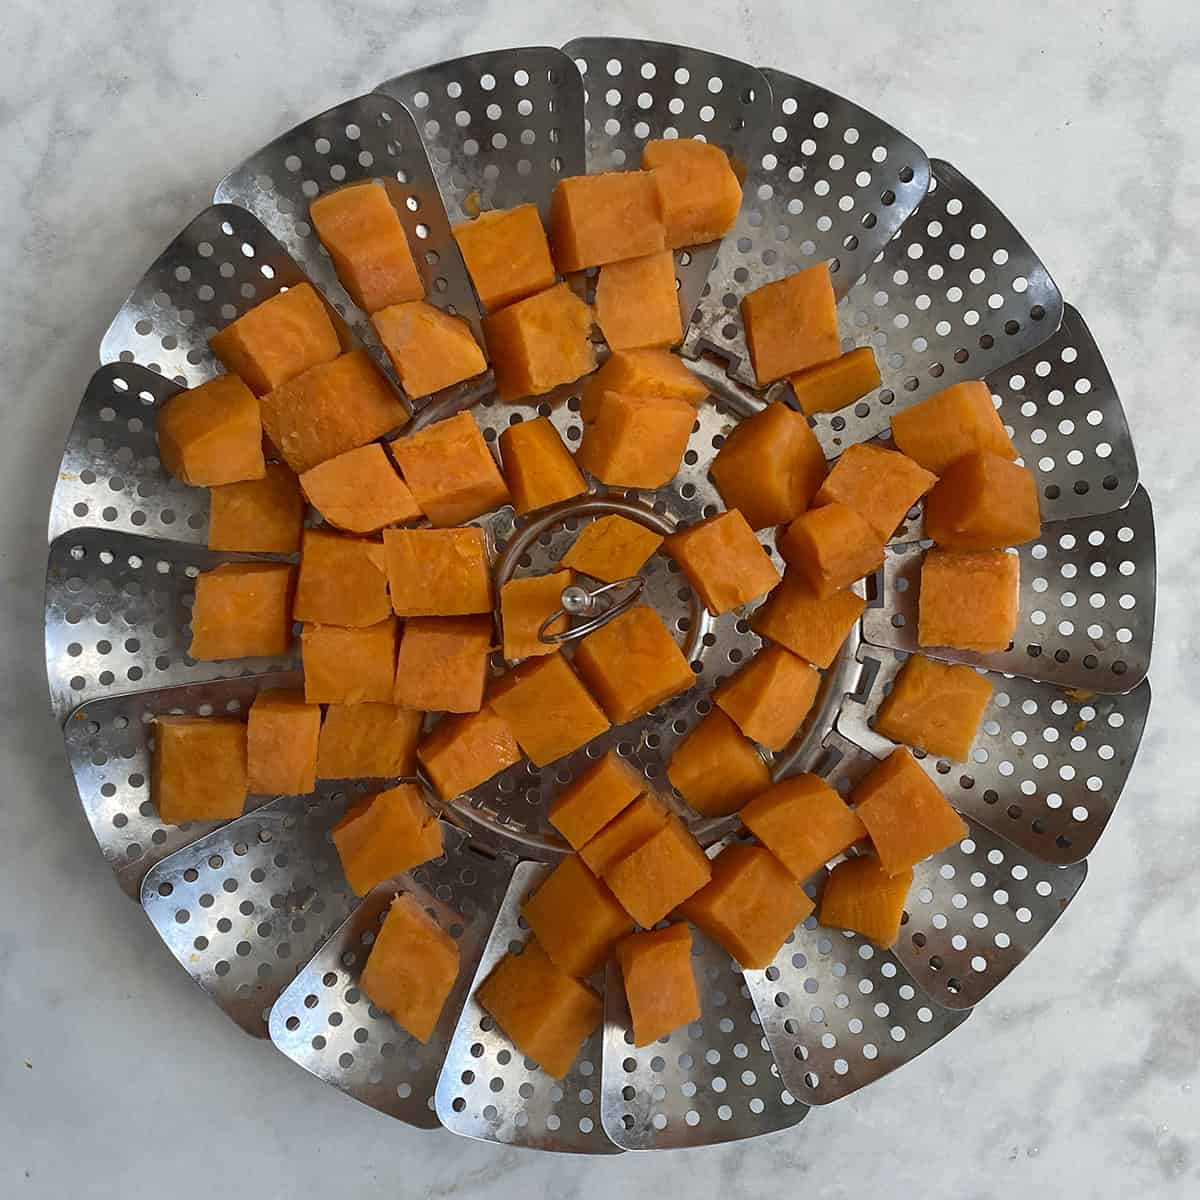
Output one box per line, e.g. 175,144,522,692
1,1,1196,1196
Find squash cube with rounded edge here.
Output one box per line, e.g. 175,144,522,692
617,922,702,1047
189,562,295,661
246,689,320,795
152,716,247,825
383,526,492,617
452,203,557,313
294,528,391,628
208,463,304,553
159,374,265,486
595,250,683,351
299,444,422,534
500,571,571,662
874,653,993,762
665,509,781,616
332,783,443,896
741,265,840,386
890,380,1016,475
813,442,937,541
779,502,884,598
579,348,708,423
316,703,422,779
498,417,587,516
603,814,712,926
751,574,864,669
302,619,397,705
575,391,695,490
642,138,742,248
713,644,821,751
561,514,663,583
818,854,913,947
549,171,666,272
549,752,643,850
373,301,487,400
924,451,1041,551
393,615,493,714
918,548,1019,653
417,708,521,801
789,347,881,416
667,707,770,818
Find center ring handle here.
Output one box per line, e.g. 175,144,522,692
537,575,645,644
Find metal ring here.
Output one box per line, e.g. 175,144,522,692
537,575,645,643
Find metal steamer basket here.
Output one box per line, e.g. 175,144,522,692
45,38,1154,1153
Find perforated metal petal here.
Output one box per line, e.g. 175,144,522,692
268,827,516,1128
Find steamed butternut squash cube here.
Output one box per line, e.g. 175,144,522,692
642,138,742,248
851,747,968,875
924,452,1041,551
453,204,557,313
299,444,422,534
488,653,610,767
260,350,408,474
549,171,666,272
302,619,398,704
316,703,422,779
294,529,391,627
575,391,695,489
574,606,695,724
549,752,643,850
595,251,683,351
476,939,602,1079
713,645,821,751
789,347,881,415
483,283,596,402
393,615,493,714
875,654,992,762
604,814,712,927
709,401,826,530
152,716,247,824
818,855,912,947
779,502,884,598
332,783,443,896
665,509,780,616
667,708,770,818
500,571,571,661
741,266,840,386
523,854,634,977
561,514,663,583
383,526,491,617
209,283,341,395
751,574,864,669
918,548,1019,653
579,795,669,876
498,417,587,516
189,562,295,660
373,301,488,399
208,463,304,553
740,774,866,882
361,893,460,1043
616,923,702,1047
890,381,1016,475
309,181,424,312
417,708,521,800
679,842,813,969
579,348,708,423
814,443,937,540
246,689,320,795
159,374,265,485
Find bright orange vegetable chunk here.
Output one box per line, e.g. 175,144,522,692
579,348,708,422
417,708,521,801
246,689,320,795
331,783,443,895
890,381,1016,475
453,204,557,312
604,814,712,927
579,795,669,876
924,451,1041,550
617,922,701,1047
751,574,864,669
383,527,492,617
189,562,295,660
301,619,398,704
741,265,840,385
875,654,993,762
299,444,422,534
393,615,493,714
665,509,780,616
316,703,422,779
498,417,587,516
549,752,643,850
642,138,742,248
549,171,666,272
789,348,881,415
779,502,884,598
294,528,391,627
561,514,663,583
373,301,487,399
713,645,821,751
159,374,265,486
575,391,695,489
152,716,247,824
814,443,937,540
667,708,771,818
919,548,1019,653
500,571,571,661
818,855,912,947
595,250,683,351
208,463,304,552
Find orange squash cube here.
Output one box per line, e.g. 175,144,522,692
331,783,443,895
665,509,780,616
549,171,666,272
389,411,509,527
741,265,840,386
393,615,493,714
548,752,643,850
604,814,712,927
779,502,884,598
417,708,521,800
260,350,408,474
890,381,1016,475
488,653,610,767
299,444,422,534
208,463,304,553
476,939,602,1079
919,548,1019,652
383,526,492,617
301,619,397,704
814,443,937,540
595,250,683,351
789,347,882,415
189,562,295,660
616,922,701,1046
709,401,827,530
360,893,460,1043
575,391,695,489
309,181,424,312
372,301,488,399
579,348,708,423
818,854,912,947
483,282,596,402
159,374,265,486
875,654,992,762
316,703,422,779
751,574,864,669
642,138,742,248
561,514,663,583
522,854,634,977
579,795,669,876
667,708,770,818
294,528,391,627
924,451,1041,550
500,571,571,661
209,282,341,396
679,842,813,969
713,645,821,751
574,605,695,724
152,716,247,824
246,689,320,795
453,204,557,313
851,747,968,875
498,417,587,516
740,774,866,882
